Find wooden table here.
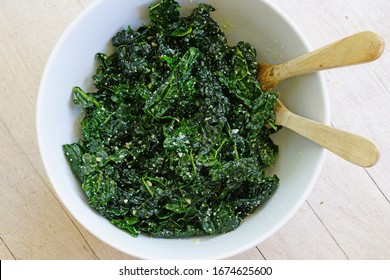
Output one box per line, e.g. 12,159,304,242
1,0,389,260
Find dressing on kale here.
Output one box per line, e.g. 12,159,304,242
63,0,279,238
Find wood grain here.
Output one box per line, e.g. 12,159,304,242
0,0,389,260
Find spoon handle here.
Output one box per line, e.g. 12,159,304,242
274,100,380,168
275,31,384,81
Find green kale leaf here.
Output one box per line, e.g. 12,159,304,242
63,0,279,238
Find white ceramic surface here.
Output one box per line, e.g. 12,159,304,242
36,0,329,259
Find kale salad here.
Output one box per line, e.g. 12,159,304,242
63,0,280,238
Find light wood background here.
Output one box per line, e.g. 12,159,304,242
1,0,389,260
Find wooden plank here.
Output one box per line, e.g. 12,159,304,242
71,218,139,260
77,0,95,9
257,198,347,259
227,247,265,260
0,237,15,260
307,152,390,259
0,121,97,259
0,0,85,181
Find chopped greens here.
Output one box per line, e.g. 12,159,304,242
63,0,279,238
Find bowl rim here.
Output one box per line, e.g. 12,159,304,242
36,0,330,259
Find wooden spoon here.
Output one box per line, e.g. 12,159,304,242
258,31,384,91
274,100,380,167
257,32,383,167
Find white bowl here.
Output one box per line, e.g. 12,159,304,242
37,0,329,259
